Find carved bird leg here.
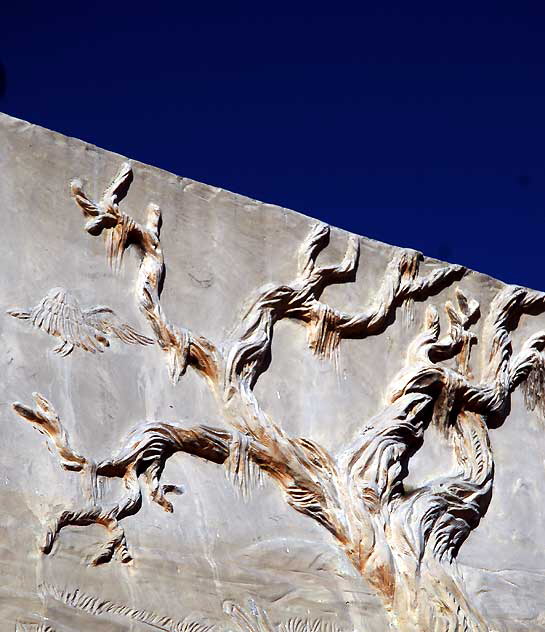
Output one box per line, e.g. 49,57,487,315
39,464,140,565
144,458,183,513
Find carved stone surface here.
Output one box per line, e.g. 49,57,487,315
1,112,545,631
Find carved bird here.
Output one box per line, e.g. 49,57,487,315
7,287,154,356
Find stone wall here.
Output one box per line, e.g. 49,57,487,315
1,112,544,631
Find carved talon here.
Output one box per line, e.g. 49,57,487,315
41,529,55,555
157,497,174,513
162,483,184,496
150,488,172,513
90,546,115,566
90,543,131,566
152,484,184,513
118,549,132,564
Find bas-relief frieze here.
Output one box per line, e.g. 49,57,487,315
6,159,545,631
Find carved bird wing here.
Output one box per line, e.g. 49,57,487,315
83,306,154,347
26,287,106,355
7,288,152,356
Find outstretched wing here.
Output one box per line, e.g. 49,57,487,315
84,306,154,347
29,288,106,355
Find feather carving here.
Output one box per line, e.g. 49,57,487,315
7,287,153,355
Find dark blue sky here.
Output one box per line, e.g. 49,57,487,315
2,2,545,288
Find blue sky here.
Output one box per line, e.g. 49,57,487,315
2,2,545,288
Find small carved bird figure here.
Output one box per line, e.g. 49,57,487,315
7,287,154,356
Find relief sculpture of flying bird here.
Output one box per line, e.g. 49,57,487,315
7,287,154,356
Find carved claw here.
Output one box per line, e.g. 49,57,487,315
151,484,184,513
89,547,115,566
89,530,132,566
162,484,184,496
41,526,56,555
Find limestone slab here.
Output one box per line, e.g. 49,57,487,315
1,112,545,631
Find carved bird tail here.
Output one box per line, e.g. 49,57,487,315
6,307,30,319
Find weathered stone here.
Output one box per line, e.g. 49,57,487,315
1,112,545,631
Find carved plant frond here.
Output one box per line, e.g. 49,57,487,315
224,600,275,632
278,619,343,632
224,600,344,632
44,584,216,631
